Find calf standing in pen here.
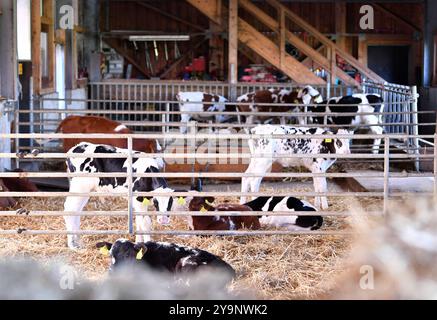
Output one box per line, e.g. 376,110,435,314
96,239,236,281
241,125,351,210
63,142,173,249
176,92,235,134
236,85,323,126
243,196,323,230
310,93,385,154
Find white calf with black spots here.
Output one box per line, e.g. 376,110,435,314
311,93,384,154
241,125,351,209
63,142,174,249
243,196,323,230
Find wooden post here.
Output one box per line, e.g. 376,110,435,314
279,7,285,70
358,35,368,67
335,2,347,51
228,0,238,99
209,22,225,80
32,0,42,95
329,47,336,85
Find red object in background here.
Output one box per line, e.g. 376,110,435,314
354,72,362,83
185,64,193,73
193,56,206,72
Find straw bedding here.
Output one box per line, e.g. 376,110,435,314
0,185,382,299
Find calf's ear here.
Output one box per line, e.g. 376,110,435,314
96,242,112,256
133,243,148,259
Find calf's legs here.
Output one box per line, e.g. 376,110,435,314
134,200,152,243
63,195,89,249
180,114,191,134
241,158,272,204
312,164,329,209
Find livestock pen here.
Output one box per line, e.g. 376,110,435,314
0,80,436,299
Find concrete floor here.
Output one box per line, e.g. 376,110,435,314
350,170,435,193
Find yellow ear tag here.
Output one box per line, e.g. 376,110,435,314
136,248,144,260
325,138,333,143
177,197,186,206
143,198,151,206
200,206,208,213
205,199,214,206
99,246,109,256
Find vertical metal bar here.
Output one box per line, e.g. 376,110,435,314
411,86,420,171
434,134,437,197
127,136,134,234
383,136,390,216
14,108,19,169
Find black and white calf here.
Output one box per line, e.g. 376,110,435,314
176,92,234,134
244,196,323,230
241,125,351,209
64,142,173,249
311,93,384,153
96,239,236,279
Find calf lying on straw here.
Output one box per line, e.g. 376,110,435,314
243,196,323,230
188,197,261,231
96,239,236,283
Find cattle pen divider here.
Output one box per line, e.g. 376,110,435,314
1,131,436,237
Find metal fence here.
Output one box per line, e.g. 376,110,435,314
13,79,425,153
0,131,436,237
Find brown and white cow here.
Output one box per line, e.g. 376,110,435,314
55,115,161,155
188,196,261,231
236,85,323,126
176,92,236,133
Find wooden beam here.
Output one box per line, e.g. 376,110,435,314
358,36,367,67
328,47,336,84
186,0,222,25
135,1,205,32
374,3,422,34
335,2,347,51
32,0,41,95
238,19,325,85
209,21,225,80
266,0,385,83
46,0,55,91
228,0,238,84
239,0,357,86
279,7,285,70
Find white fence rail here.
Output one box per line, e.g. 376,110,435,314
1,132,436,237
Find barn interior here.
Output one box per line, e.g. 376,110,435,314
0,0,437,300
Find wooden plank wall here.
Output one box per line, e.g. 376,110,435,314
101,1,424,81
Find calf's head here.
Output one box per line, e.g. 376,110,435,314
298,85,323,105
151,187,174,225
188,196,216,212
322,129,352,154
96,239,147,271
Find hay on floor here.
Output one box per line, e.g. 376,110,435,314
0,185,382,299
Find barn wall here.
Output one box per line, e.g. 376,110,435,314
0,0,17,100
100,1,424,81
